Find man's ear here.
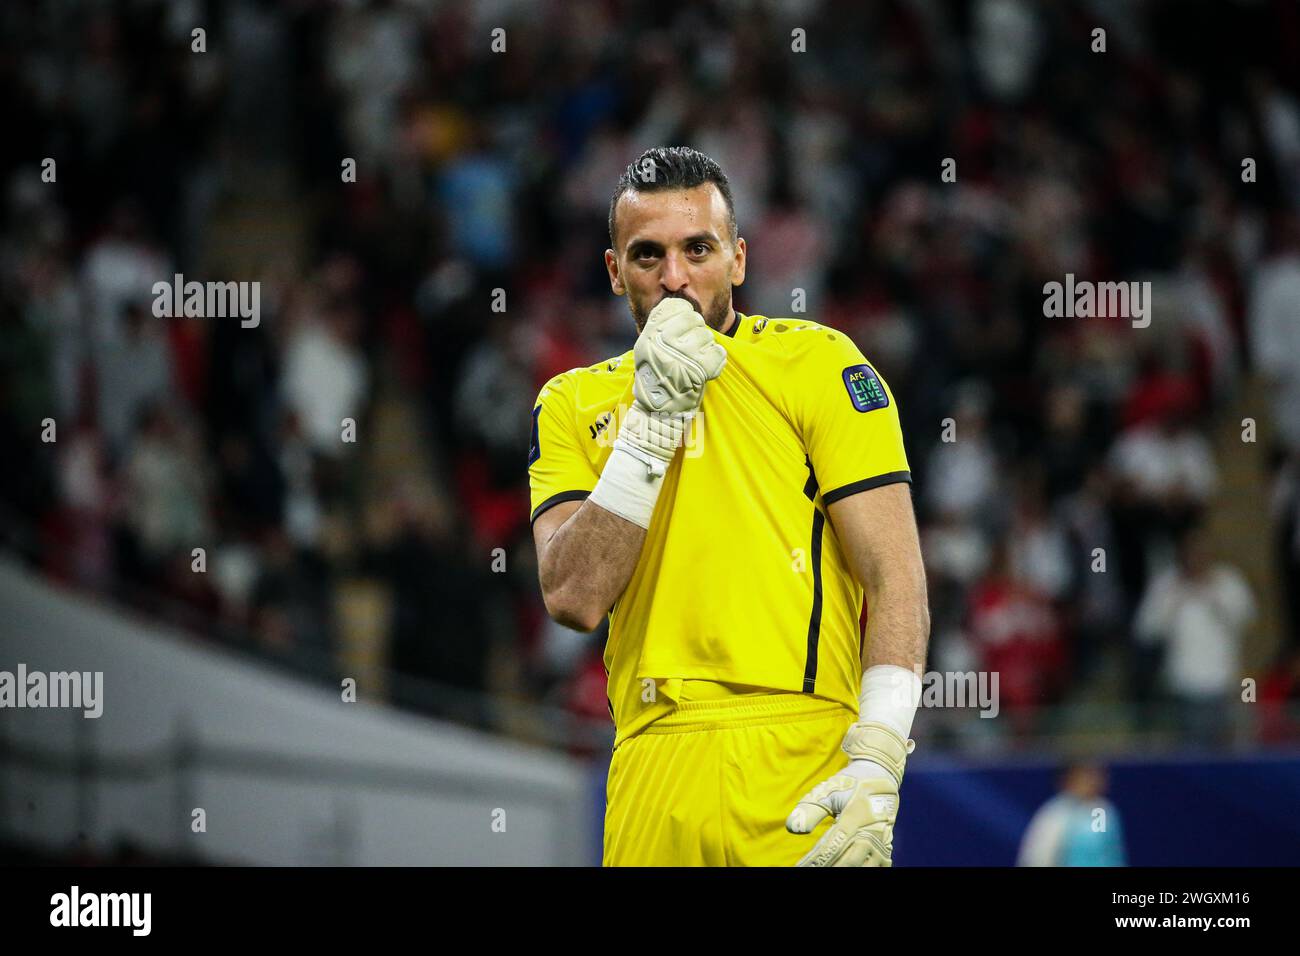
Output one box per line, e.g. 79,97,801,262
605,248,625,295
732,237,747,287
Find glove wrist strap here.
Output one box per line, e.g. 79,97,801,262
843,721,915,789
587,439,666,530
847,665,923,788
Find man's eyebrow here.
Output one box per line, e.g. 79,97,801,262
681,232,720,246
627,232,720,251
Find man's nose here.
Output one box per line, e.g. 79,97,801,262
660,251,689,291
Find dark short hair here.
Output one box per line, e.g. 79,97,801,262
607,146,737,250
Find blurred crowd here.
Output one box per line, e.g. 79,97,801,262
2,0,1299,750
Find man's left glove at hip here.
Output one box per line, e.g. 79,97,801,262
785,720,915,867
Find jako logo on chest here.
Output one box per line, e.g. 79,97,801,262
589,410,614,440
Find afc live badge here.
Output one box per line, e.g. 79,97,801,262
842,365,889,412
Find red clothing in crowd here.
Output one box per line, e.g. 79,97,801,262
967,576,1068,732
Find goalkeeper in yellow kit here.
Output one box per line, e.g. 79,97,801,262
529,147,930,866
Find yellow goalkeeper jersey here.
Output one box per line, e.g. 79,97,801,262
528,312,911,746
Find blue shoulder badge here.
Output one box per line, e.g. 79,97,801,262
842,364,890,412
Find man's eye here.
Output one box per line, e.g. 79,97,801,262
691,243,710,255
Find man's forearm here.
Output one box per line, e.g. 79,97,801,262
786,568,929,866
862,571,930,674
853,569,930,766
539,499,647,631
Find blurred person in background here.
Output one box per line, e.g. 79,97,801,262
1037,381,1099,501
966,540,1068,740
1248,214,1300,457
1006,465,1072,604
95,300,176,458
1258,648,1300,744
1059,462,1127,690
924,381,1002,531
117,399,211,591
558,627,615,760
51,422,114,590
1109,379,1218,605
360,483,496,725
1271,448,1300,654
281,296,370,463
248,524,330,666
1134,522,1256,746
1109,378,1220,716
81,199,171,355
1017,762,1126,867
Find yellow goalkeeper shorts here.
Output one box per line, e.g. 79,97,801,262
602,685,857,867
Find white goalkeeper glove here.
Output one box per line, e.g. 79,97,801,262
786,665,921,867
588,298,726,528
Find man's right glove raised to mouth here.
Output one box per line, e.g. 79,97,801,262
588,297,727,528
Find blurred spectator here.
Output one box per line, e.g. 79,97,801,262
361,487,495,724
281,303,370,461
1017,763,1126,867
560,634,614,759
1110,392,1217,510
1007,466,1072,602
118,401,211,580
1037,382,1096,500
249,527,329,664
973,0,1043,104
277,411,324,550
1258,649,1300,744
1134,524,1256,746
210,532,262,633
923,509,990,588
326,0,421,171
81,200,171,351
20,237,83,422
1248,215,1300,454
53,424,114,591
1271,449,1300,652
95,302,175,456
967,541,1068,738
453,313,537,487
1108,387,1218,611
924,382,1001,525
745,182,826,315
1059,464,1127,686
437,130,517,274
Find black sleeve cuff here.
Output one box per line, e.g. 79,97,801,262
821,471,912,505
530,490,592,525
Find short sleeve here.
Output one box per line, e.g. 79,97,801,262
528,374,600,524
792,330,911,505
